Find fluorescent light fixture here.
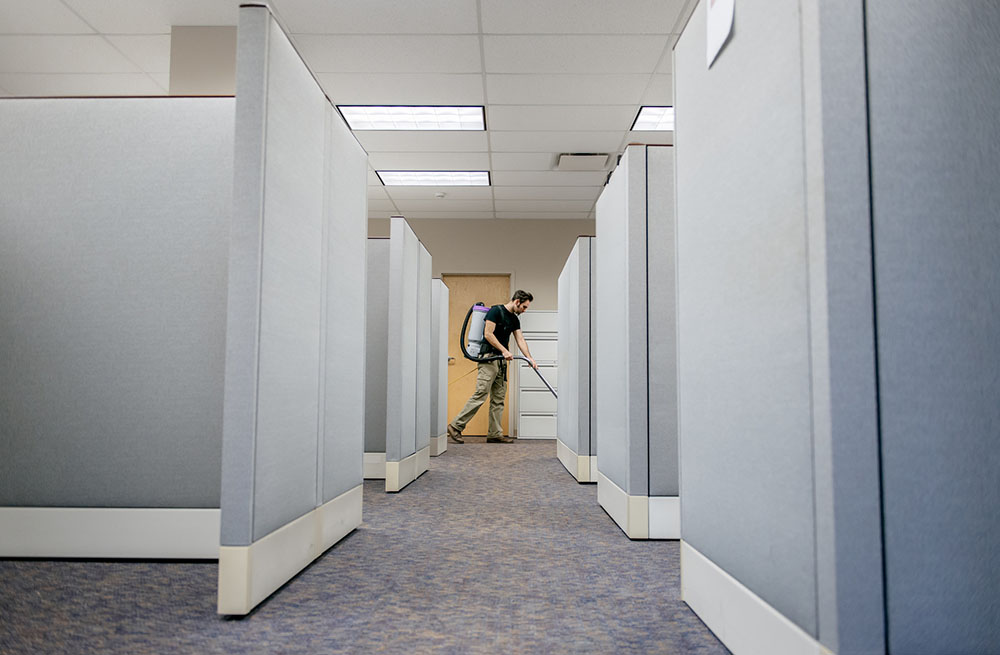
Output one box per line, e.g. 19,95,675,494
631,106,675,131
338,106,485,131
376,171,491,186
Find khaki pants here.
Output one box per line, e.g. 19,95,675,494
451,360,507,438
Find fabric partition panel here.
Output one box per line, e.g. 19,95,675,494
415,245,432,455
218,4,365,615
365,239,390,461
320,90,369,504
674,1,885,653
430,279,450,456
594,146,678,539
0,97,233,559
556,237,595,482
384,217,429,492
866,3,1000,651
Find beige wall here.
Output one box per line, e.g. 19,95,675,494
368,218,595,311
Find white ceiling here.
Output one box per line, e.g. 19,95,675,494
0,0,690,220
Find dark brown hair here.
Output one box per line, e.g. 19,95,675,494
511,290,533,303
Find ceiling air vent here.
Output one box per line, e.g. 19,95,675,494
556,153,610,171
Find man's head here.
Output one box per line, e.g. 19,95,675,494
510,289,533,314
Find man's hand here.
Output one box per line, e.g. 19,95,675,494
503,350,514,361
527,357,537,369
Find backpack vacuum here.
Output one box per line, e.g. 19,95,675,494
459,302,558,399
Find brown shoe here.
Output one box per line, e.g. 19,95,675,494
447,424,464,444
487,435,514,443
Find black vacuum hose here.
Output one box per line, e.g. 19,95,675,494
458,302,558,399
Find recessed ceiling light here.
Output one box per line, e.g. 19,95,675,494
338,106,486,131
376,171,491,186
631,106,675,131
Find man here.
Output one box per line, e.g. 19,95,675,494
448,290,537,444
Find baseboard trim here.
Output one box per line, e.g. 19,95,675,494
597,472,680,539
681,541,827,655
363,452,386,479
649,496,681,539
218,484,362,615
597,470,647,539
385,446,430,493
429,434,447,457
556,439,596,483
0,506,220,559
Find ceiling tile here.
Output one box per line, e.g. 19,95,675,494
105,35,170,73
390,198,494,212
492,171,608,186
367,185,391,199
641,74,673,105
148,72,169,91
492,186,601,200
294,35,481,73
481,0,683,34
489,152,557,171
368,151,490,171
495,212,591,219
655,36,679,73
278,0,478,34
486,74,649,106
400,211,497,219
0,36,140,73
0,0,95,34
494,199,594,212
61,0,238,34
0,72,164,96
490,130,624,153
367,197,398,211
385,186,493,200
355,130,489,153
367,210,399,219
487,105,636,132
484,35,666,74
319,73,484,105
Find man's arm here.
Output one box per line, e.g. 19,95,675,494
484,320,513,360
513,329,537,369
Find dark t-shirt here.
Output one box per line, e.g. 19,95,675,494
482,304,520,356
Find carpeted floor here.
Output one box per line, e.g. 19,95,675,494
0,440,728,654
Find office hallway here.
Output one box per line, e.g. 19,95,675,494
0,440,727,654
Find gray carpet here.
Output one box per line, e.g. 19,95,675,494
0,440,728,654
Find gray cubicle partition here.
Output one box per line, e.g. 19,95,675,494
556,237,596,482
430,279,450,456
675,1,1000,653
364,239,390,477
218,4,367,615
594,146,678,539
0,97,233,559
384,217,432,492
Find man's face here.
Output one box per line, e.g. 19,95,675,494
512,299,531,314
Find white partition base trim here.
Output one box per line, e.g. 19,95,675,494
385,446,430,493
681,541,827,655
430,434,448,457
590,456,598,482
597,470,648,539
557,439,596,483
363,452,386,479
649,497,681,539
0,507,220,559
218,484,362,615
